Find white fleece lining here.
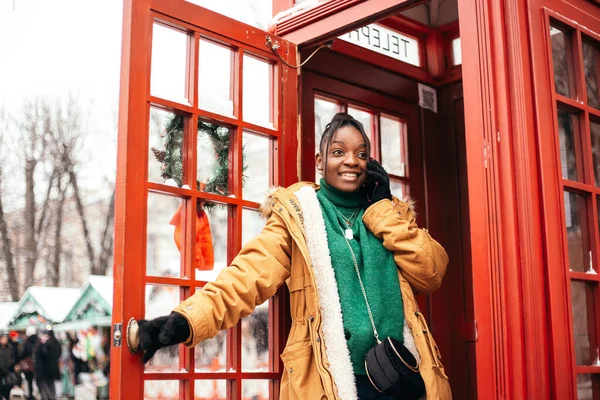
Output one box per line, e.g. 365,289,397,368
294,186,358,400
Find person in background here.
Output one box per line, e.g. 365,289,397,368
7,332,20,372
0,334,14,400
20,326,37,400
34,327,61,400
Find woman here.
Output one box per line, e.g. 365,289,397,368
139,113,451,399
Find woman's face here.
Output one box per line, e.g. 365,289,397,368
316,125,368,192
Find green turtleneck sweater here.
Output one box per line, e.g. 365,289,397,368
316,179,404,375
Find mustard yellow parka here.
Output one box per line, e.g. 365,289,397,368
174,182,452,399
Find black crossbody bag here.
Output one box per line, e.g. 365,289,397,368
339,225,426,399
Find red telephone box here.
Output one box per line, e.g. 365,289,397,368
111,0,600,398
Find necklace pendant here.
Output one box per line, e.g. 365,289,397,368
345,228,354,240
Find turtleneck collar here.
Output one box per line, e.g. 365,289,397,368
319,178,365,208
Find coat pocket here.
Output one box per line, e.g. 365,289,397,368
280,340,325,399
288,276,311,322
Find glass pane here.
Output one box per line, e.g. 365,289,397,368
583,39,600,110
149,108,184,186
195,380,226,399
197,121,233,196
145,285,182,372
452,37,462,66
557,110,582,182
195,326,227,372
147,193,185,277
390,179,404,200
243,380,270,399
591,120,600,187
242,208,265,248
199,39,234,117
242,302,269,371
243,55,273,127
144,380,179,399
151,23,190,104
550,25,574,98
243,132,272,203
564,192,591,273
348,106,373,150
315,97,340,181
380,114,407,177
576,375,599,400
197,204,230,282
571,281,594,365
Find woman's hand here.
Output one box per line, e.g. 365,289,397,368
364,159,392,204
138,312,191,363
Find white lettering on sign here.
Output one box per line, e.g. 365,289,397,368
339,24,420,67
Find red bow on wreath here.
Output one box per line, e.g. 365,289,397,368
169,200,214,271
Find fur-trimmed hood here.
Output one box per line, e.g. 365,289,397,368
259,182,417,220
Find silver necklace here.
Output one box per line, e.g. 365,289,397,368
333,207,359,240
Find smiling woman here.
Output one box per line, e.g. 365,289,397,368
315,113,371,193
137,112,451,399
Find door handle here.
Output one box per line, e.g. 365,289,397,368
126,318,140,354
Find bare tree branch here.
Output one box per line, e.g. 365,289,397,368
0,166,18,301
50,174,67,287
68,168,96,269
95,189,115,275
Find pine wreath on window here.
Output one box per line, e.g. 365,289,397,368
151,115,248,271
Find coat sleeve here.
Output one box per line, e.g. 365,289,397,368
362,198,449,293
173,210,293,347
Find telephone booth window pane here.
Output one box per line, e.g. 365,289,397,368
583,38,600,110
195,328,227,372
242,303,269,371
315,97,341,148
348,106,374,149
564,192,591,273
390,179,404,200
199,39,234,117
242,132,272,203
570,281,594,365
197,121,233,196
380,114,407,177
576,374,598,399
557,110,583,182
590,119,600,187
146,193,185,278
243,380,270,399
195,380,226,399
243,55,273,127
242,208,265,248
149,108,184,186
315,97,341,180
550,25,575,99
452,37,462,66
144,380,180,398
151,23,190,105
196,204,229,282
144,285,182,372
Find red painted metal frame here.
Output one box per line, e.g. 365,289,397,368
326,15,463,86
529,0,600,398
457,0,503,398
276,0,424,47
112,0,298,398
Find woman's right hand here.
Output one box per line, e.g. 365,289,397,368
138,312,191,363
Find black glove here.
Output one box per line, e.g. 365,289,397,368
138,312,191,363
364,159,392,204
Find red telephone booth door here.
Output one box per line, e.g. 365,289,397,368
111,1,298,398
